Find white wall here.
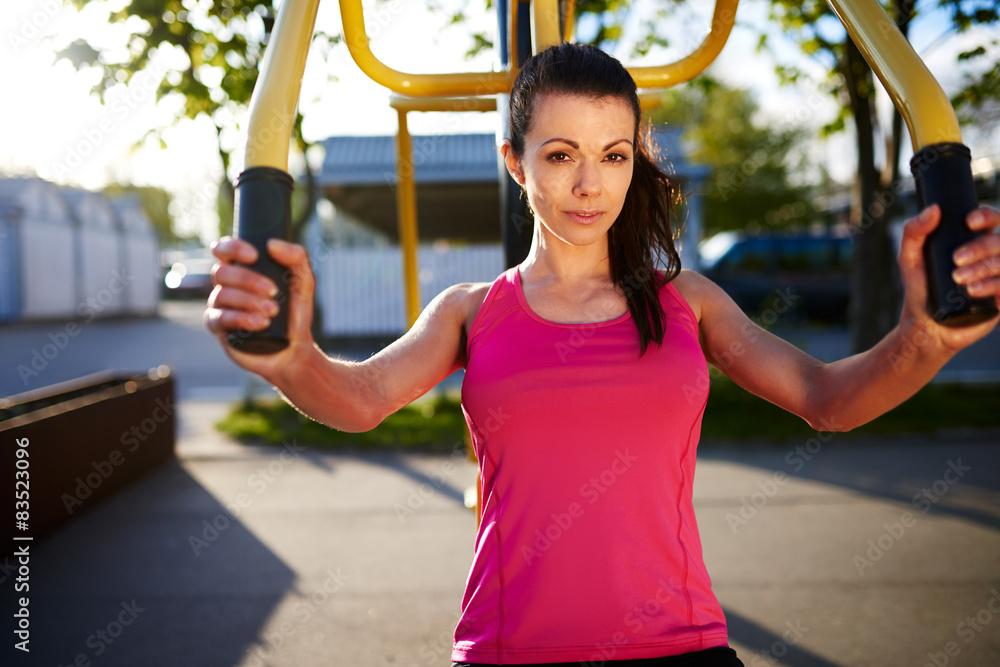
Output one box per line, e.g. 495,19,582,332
20,218,77,318
312,242,504,336
17,180,78,318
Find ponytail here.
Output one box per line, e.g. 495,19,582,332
608,121,682,355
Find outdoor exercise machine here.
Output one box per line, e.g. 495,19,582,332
225,0,997,359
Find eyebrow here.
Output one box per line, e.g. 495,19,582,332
540,138,633,151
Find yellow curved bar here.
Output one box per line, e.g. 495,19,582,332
826,0,961,149
389,95,498,113
531,0,563,52
244,0,321,170
628,0,739,89
340,0,510,97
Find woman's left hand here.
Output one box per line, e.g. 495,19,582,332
899,204,1000,352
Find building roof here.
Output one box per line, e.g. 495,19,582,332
319,133,500,186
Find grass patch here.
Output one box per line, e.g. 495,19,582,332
216,394,467,453
702,375,1000,441
217,379,1000,451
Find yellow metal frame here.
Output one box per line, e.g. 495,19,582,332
638,91,663,112
339,0,511,97
826,0,962,149
244,0,322,170
562,0,576,42
338,0,739,98
629,0,740,89
389,95,499,326
531,0,563,52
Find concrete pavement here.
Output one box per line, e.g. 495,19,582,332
4,398,999,667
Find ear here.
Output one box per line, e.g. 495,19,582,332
500,141,525,186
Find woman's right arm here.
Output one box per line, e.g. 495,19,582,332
204,237,479,432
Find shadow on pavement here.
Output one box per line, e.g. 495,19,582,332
3,459,295,667
725,608,843,667
348,449,470,508
699,439,1000,530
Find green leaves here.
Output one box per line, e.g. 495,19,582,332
647,79,815,234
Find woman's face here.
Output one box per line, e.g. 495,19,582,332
505,93,635,251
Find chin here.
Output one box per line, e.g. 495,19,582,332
551,227,610,248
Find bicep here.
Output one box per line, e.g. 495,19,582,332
691,274,825,423
361,283,478,418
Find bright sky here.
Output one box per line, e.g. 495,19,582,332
0,0,997,242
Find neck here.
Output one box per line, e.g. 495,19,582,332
520,224,612,286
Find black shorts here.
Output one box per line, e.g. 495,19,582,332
452,645,744,667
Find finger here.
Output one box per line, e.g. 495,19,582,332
966,206,1000,233
211,237,259,264
211,262,279,298
203,303,272,336
964,276,1000,300
265,238,309,267
952,235,1000,283
953,232,1000,268
207,284,280,319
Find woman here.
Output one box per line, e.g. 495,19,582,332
205,43,1000,666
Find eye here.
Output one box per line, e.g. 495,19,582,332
546,152,571,162
605,152,630,164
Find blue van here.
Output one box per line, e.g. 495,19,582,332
698,231,853,324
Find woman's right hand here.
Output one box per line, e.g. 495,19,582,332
204,237,318,385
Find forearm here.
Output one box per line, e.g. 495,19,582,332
267,343,386,433
807,321,956,431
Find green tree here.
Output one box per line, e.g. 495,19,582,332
763,0,1000,352
647,77,815,237
102,183,196,245
58,0,339,241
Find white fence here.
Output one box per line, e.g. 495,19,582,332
0,179,161,322
312,244,504,336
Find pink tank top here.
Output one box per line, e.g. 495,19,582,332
453,267,729,664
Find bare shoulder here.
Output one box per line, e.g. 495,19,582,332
670,269,727,323
431,281,493,333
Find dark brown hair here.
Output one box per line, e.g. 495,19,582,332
507,42,683,355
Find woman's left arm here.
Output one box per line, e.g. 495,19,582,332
685,205,1000,432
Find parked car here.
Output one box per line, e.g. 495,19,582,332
161,252,215,299
698,231,852,324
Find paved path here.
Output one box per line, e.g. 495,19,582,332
5,400,999,667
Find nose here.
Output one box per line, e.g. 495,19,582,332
572,161,601,198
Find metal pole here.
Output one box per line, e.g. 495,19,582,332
498,0,535,269
244,0,322,171
394,108,421,328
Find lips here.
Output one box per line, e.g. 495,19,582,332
565,210,604,224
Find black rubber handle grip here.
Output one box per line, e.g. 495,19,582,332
225,166,294,354
910,142,998,328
